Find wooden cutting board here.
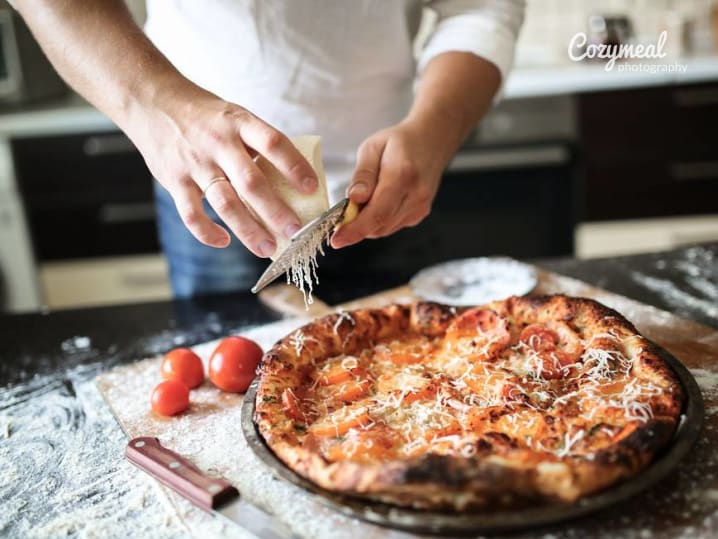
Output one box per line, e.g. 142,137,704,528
95,269,718,539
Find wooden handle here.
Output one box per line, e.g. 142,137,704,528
340,200,360,225
125,437,238,511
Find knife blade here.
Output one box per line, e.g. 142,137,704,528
126,436,297,539
251,198,358,294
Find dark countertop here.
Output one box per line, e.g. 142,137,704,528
1,243,717,538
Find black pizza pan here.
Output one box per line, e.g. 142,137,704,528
241,344,703,535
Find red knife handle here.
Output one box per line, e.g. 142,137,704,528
126,436,238,511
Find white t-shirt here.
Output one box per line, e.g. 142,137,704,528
145,0,524,200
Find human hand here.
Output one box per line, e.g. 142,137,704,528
331,119,450,249
130,87,318,257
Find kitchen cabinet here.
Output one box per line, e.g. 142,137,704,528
11,131,159,260
578,81,718,221
7,130,170,309
39,254,170,309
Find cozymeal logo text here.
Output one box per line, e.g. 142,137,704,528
568,30,687,73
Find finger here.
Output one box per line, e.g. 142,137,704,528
346,139,383,204
216,145,303,242
171,180,231,248
367,194,411,238
200,172,278,258
237,115,317,194
332,161,411,249
368,192,430,238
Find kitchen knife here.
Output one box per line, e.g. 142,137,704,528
251,198,359,294
126,436,297,539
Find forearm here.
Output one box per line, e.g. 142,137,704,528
14,0,317,255
13,0,199,136
405,51,501,166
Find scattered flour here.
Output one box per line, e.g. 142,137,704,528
631,272,718,320
630,246,718,322
0,371,183,538
689,368,718,401
61,336,92,354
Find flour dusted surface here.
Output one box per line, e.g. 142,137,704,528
94,297,718,539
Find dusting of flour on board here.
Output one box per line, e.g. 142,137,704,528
94,298,718,539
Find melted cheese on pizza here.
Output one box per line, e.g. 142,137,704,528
281,307,674,465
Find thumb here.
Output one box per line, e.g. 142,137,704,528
347,139,383,204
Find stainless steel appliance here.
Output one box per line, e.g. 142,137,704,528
0,2,66,105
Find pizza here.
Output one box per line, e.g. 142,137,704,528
253,295,684,510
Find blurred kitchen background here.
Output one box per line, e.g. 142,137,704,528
1,0,717,312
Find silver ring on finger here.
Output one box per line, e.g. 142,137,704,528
202,176,230,198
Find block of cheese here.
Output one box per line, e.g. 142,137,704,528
254,135,330,259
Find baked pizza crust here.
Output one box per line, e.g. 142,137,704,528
254,295,683,510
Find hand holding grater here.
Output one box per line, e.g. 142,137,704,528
251,198,359,295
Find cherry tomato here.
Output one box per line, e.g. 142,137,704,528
520,324,559,352
151,380,190,416
161,348,204,389
208,336,263,393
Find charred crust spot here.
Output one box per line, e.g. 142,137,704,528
476,439,493,451
260,351,280,366
524,294,553,309
395,303,411,319
618,420,675,455
594,420,674,469
414,302,454,328
403,454,469,486
368,310,390,330
484,431,512,444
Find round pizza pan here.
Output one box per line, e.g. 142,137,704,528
241,344,703,535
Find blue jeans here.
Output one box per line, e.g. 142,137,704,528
154,182,265,298
155,181,447,299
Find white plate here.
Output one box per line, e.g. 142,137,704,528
410,257,538,306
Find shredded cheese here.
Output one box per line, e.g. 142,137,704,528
292,313,667,463
556,429,585,458
340,356,358,370
286,217,336,309
288,330,313,355
332,311,355,335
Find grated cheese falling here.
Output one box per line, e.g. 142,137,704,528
285,217,336,309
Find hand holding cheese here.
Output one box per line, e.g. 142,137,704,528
139,94,323,258
254,136,330,259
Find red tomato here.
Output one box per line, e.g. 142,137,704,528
161,348,204,389
151,380,190,416
208,336,263,393
520,324,559,352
